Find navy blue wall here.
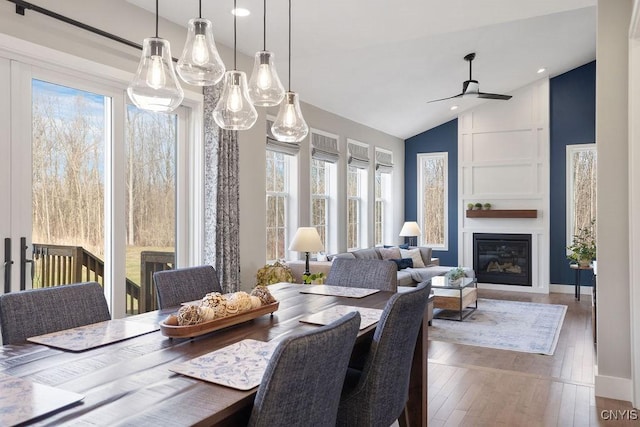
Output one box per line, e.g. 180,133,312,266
404,119,458,266
550,61,596,285
404,61,595,285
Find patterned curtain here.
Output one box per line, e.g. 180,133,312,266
203,85,240,293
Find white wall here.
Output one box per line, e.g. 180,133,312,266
458,79,550,293
594,0,633,403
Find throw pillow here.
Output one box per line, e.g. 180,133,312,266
400,248,426,268
379,247,402,260
399,243,410,249
390,258,413,270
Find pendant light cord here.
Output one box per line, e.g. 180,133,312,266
233,0,237,69
199,0,202,19
263,0,266,51
155,0,159,37
288,0,291,91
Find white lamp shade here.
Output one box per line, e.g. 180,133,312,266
289,227,324,252
399,221,421,237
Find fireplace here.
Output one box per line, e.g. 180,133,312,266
473,233,532,286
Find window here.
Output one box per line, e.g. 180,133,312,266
266,150,290,262
417,152,448,249
347,140,369,250
347,165,361,250
374,148,393,246
566,144,597,245
311,158,329,248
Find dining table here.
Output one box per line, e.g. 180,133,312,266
0,282,428,426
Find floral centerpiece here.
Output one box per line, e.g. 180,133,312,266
256,261,293,286
567,220,597,267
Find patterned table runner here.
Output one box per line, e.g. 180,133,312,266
299,305,383,330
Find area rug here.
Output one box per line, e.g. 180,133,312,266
428,298,567,355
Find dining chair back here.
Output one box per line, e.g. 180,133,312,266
0,281,111,345
325,258,398,292
249,311,361,427
153,265,223,309
336,280,431,427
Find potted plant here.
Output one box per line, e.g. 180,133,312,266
567,221,597,267
445,266,466,286
483,203,492,210
474,203,483,210
256,261,294,286
302,272,325,284
467,203,474,210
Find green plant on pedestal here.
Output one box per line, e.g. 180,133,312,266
567,220,597,267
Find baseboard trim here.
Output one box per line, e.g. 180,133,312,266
549,284,592,295
595,372,633,403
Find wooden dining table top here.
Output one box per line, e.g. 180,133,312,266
0,282,427,426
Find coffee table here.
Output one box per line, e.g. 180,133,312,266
430,276,478,321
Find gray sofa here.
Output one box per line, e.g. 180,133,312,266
287,246,464,287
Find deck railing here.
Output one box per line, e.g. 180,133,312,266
32,244,174,314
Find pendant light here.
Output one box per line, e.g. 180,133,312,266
127,0,184,113
177,0,226,86
271,0,308,142
247,0,285,106
213,0,258,130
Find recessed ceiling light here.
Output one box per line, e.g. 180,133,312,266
537,67,546,74
231,8,250,17
450,105,458,111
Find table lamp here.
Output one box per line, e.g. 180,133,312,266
289,227,324,276
399,221,421,247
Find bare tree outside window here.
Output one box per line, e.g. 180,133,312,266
567,144,597,245
374,170,391,246
418,153,447,248
311,159,329,248
266,150,288,262
347,165,361,250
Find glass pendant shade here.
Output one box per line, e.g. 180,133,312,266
213,70,258,130
177,18,226,86
271,91,308,142
248,51,285,106
128,37,184,112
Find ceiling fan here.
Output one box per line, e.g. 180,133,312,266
427,53,512,103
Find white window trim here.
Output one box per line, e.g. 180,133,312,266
565,143,596,249
417,152,448,250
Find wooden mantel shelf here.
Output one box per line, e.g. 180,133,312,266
465,209,537,218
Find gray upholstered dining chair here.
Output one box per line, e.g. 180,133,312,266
153,265,223,309
336,280,431,427
325,258,398,292
248,311,361,427
0,281,111,345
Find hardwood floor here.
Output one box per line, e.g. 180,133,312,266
427,289,637,426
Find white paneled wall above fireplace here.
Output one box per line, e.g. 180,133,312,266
458,79,550,293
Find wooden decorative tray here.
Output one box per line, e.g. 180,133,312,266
160,302,279,338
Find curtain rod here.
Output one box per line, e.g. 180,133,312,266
8,0,143,51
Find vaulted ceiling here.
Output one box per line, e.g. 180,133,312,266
127,0,596,139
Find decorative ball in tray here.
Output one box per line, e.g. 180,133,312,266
160,285,279,338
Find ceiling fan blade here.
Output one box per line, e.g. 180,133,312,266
427,93,463,103
477,92,512,100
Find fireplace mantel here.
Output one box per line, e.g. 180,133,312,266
466,209,537,219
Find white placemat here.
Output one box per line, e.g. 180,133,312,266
299,285,380,298
0,372,84,426
27,319,160,352
299,305,383,330
169,339,279,391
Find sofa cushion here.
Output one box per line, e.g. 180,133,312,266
328,252,356,261
379,247,401,260
389,258,413,270
418,247,433,266
400,248,426,268
352,248,381,260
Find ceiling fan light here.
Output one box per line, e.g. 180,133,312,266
248,51,285,106
271,91,308,142
213,70,258,130
128,37,184,112
177,18,226,86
